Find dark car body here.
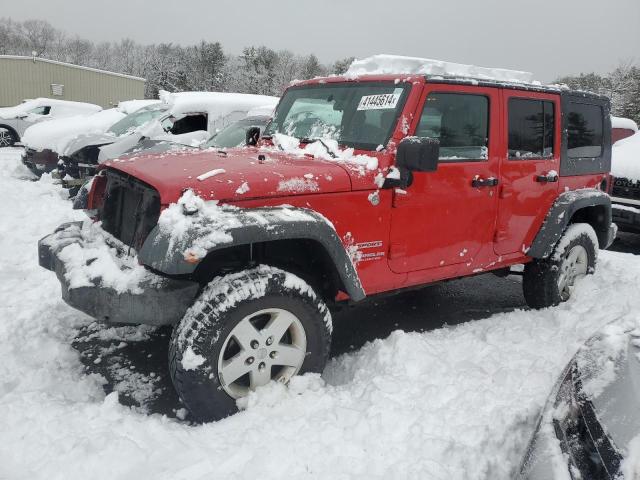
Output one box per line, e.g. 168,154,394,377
517,320,640,479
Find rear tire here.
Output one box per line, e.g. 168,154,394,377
169,265,332,422
0,128,18,147
523,223,597,309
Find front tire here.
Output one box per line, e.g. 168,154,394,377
0,128,18,147
169,265,332,422
523,223,598,309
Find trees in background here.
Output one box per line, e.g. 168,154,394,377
557,62,640,124
2,16,638,123
0,17,344,98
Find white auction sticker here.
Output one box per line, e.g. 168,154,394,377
357,93,401,110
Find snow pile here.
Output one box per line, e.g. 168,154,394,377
612,131,640,182
22,109,126,152
346,54,537,84
612,116,639,132
623,434,640,479
47,221,157,294
157,189,240,260
3,148,640,479
270,133,379,173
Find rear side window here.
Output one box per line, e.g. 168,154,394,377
508,99,555,159
567,103,603,158
28,106,51,115
415,93,489,161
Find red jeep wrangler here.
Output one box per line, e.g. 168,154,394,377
39,64,616,421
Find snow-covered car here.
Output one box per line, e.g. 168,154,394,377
54,92,279,182
517,319,640,479
0,98,101,147
110,113,272,160
612,116,638,144
20,100,160,175
64,114,272,196
610,129,640,233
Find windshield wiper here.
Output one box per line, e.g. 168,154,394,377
300,138,337,158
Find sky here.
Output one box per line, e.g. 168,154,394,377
4,0,639,81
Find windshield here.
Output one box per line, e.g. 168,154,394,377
107,104,168,136
203,117,268,149
263,82,410,150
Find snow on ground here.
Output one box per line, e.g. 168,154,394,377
1,146,639,479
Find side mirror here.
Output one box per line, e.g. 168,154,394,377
396,137,439,173
245,126,261,146
16,113,28,119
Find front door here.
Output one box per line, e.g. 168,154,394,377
388,85,500,273
494,91,560,255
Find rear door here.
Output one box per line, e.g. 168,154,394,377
388,84,500,273
494,91,560,255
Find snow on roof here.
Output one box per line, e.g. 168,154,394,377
246,104,277,118
346,54,537,84
612,131,640,182
0,98,101,119
158,90,279,119
0,55,146,82
117,99,161,115
611,116,639,132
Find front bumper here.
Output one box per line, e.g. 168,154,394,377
22,148,59,175
39,222,200,326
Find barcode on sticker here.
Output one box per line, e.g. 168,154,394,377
357,93,401,110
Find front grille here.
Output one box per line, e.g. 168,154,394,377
612,177,640,200
100,170,161,251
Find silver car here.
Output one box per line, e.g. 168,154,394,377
517,319,640,479
0,98,101,147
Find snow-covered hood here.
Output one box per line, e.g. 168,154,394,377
22,109,125,153
63,132,118,157
104,147,357,205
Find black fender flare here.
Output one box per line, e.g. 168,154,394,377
528,189,612,259
138,206,365,301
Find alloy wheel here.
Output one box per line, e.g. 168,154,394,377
557,245,589,301
217,308,307,399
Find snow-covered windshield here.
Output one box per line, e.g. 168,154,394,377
107,104,168,136
203,116,268,149
263,82,410,150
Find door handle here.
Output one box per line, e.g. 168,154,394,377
535,172,559,183
471,177,499,188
